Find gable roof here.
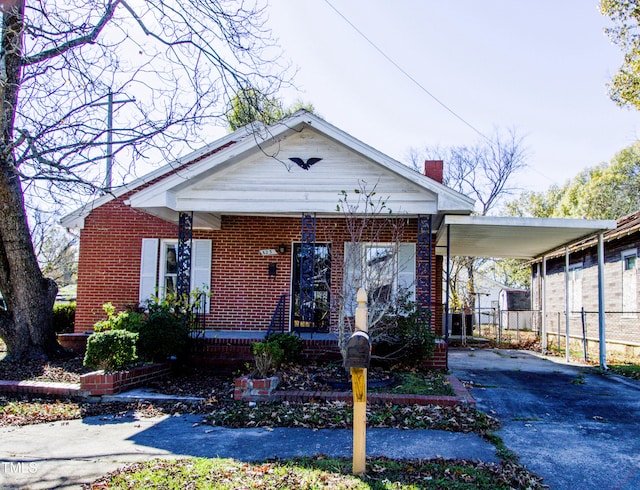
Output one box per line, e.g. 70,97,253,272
61,111,475,229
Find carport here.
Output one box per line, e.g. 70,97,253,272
435,215,617,369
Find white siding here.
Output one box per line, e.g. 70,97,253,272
175,129,438,215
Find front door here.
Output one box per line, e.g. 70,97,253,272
291,243,331,332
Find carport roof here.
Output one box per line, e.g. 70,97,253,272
435,215,617,259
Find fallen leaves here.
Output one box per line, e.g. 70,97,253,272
87,456,547,490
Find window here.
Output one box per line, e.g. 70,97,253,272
622,249,637,317
159,242,178,296
139,238,212,312
624,255,636,272
343,242,415,315
365,245,396,304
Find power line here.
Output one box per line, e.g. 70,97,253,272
323,0,491,143
322,1,563,188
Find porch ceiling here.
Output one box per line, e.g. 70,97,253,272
435,215,617,259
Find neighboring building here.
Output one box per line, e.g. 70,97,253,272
530,211,640,353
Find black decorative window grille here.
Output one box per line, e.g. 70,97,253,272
416,215,433,329
177,211,193,299
299,213,317,323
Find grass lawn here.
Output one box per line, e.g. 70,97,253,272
608,363,640,380
91,456,545,489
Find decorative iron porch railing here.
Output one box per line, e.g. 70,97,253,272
266,294,288,336
189,291,207,339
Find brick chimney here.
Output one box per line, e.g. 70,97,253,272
424,160,443,183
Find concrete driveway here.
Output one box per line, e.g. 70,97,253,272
449,348,640,490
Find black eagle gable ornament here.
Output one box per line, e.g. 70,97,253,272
289,157,322,170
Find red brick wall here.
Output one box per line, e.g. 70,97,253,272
76,204,442,335
75,198,178,331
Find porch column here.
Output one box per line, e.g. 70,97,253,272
177,211,194,299
444,224,451,345
416,215,433,331
597,232,607,370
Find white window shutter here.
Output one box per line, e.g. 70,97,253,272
139,238,159,305
343,242,362,316
191,239,212,313
398,243,416,302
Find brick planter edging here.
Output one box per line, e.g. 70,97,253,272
234,375,280,401
0,380,87,398
80,362,171,396
235,374,474,407
420,339,447,370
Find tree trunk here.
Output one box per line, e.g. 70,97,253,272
0,1,60,359
0,165,60,359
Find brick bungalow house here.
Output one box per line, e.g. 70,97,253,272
61,111,475,355
530,211,640,359
61,110,616,367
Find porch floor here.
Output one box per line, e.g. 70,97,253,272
192,330,338,341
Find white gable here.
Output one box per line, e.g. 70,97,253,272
64,111,474,229
172,128,439,215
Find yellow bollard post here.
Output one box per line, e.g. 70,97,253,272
351,287,368,476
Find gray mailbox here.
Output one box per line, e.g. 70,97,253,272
344,330,371,369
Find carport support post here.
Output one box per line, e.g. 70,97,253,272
541,258,547,354
565,247,570,362
352,288,368,476
597,233,607,370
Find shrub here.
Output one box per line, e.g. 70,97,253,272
251,340,284,378
370,292,436,366
83,330,138,371
136,301,189,363
93,303,145,333
52,302,76,334
265,333,303,363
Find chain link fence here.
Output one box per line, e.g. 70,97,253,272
543,310,640,361
444,305,640,362
446,307,541,346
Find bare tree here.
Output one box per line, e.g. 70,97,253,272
30,209,78,287
0,0,289,359
409,129,528,309
328,182,421,361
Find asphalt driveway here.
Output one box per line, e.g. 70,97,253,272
449,348,640,490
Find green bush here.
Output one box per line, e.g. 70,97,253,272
136,302,189,363
93,303,145,333
52,302,76,334
370,291,436,366
265,333,303,363
251,340,284,378
83,329,138,371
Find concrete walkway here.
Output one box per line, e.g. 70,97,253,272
449,348,640,490
0,413,497,489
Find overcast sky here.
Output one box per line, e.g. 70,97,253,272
265,0,640,193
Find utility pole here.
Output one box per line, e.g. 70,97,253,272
93,91,135,192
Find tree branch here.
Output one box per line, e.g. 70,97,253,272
21,1,120,66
